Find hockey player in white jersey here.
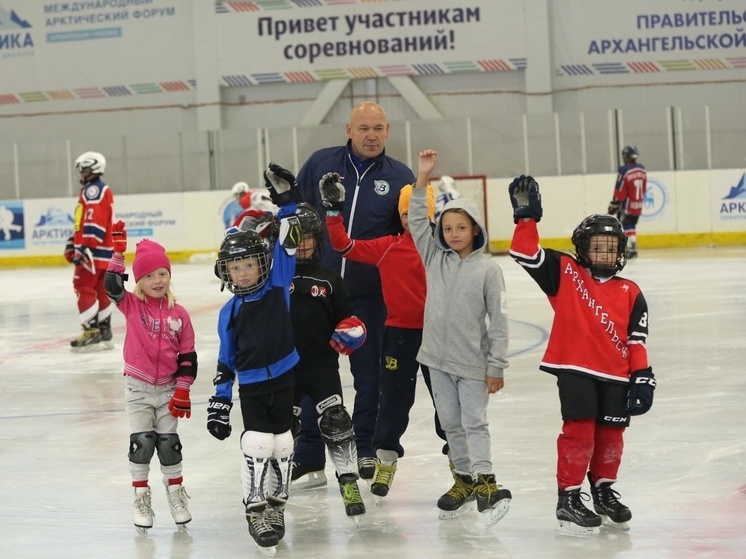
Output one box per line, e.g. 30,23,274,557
434,175,460,220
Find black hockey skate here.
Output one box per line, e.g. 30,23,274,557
70,324,103,353
246,504,279,556
357,456,377,481
437,472,475,520
265,496,286,540
370,450,398,502
338,473,366,526
290,461,327,490
590,478,631,530
99,316,114,350
473,473,512,527
556,489,602,537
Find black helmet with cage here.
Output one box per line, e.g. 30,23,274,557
571,214,628,277
214,230,270,295
295,202,324,262
621,145,639,161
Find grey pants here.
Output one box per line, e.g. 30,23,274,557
429,368,492,476
125,375,181,484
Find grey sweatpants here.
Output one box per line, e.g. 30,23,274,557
429,368,492,475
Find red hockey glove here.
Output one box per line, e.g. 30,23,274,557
169,388,192,419
112,220,128,253
233,208,276,238
330,316,367,355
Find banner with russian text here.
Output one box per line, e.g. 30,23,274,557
0,0,193,101
552,0,746,76
215,0,527,85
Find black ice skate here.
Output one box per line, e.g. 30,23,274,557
473,473,512,527
357,456,377,481
370,449,398,504
246,504,279,556
590,477,632,531
265,496,287,540
290,461,327,490
338,473,366,526
556,488,602,537
437,472,475,520
99,316,114,350
70,324,103,353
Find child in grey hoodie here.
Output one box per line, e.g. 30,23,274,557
409,149,512,528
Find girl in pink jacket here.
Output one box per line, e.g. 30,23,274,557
105,222,197,533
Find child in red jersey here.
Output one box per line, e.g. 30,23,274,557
508,175,656,536
608,144,647,258
66,151,116,352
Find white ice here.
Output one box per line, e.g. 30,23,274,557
0,248,744,559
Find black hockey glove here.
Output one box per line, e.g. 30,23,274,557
207,396,233,440
509,175,542,223
625,368,656,416
64,236,75,263
72,245,96,274
263,162,301,206
319,172,345,212
608,200,621,216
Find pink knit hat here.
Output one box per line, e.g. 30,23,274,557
132,239,171,282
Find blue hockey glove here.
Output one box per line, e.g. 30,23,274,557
625,368,656,416
509,175,543,223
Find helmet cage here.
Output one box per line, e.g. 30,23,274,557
571,214,628,277
215,231,270,295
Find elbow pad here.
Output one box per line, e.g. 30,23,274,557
104,271,126,303
176,351,198,380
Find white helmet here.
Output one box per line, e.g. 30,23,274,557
75,151,106,175
231,181,250,198
249,189,277,212
438,175,456,194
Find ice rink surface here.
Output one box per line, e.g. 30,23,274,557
0,247,744,559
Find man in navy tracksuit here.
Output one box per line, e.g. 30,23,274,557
295,101,415,483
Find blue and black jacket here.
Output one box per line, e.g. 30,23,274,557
297,140,415,298
213,202,299,399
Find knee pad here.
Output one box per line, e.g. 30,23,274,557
129,432,157,465
155,433,183,466
273,431,294,459
317,397,354,445
240,430,275,459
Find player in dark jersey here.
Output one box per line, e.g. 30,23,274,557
290,203,368,525
608,145,647,258
509,175,656,536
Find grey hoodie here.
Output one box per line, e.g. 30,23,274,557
409,187,509,380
